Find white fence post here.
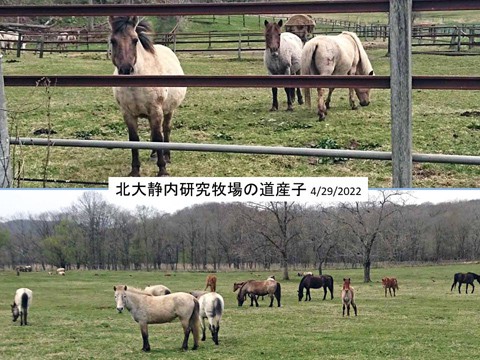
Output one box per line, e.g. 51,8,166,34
0,56,13,188
390,0,412,187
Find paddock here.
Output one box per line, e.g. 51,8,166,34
0,2,480,187
0,265,479,358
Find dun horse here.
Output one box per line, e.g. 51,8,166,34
301,31,374,121
298,274,334,301
109,16,186,176
237,279,281,307
341,278,357,317
11,288,33,326
451,272,480,294
264,20,303,111
113,285,200,351
382,277,399,297
191,292,224,345
144,284,171,296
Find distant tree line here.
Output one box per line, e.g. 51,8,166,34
1,192,479,282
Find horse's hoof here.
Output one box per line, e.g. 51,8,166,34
192,345,199,350
318,116,326,122
270,107,278,112
286,107,294,112
298,99,304,105
142,347,150,352
352,105,358,110
128,171,140,177
157,170,169,177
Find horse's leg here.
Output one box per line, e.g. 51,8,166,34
389,288,393,297
385,287,387,297
148,110,168,176
325,88,335,109
284,87,294,111
269,294,274,307
201,317,206,341
472,283,475,294
347,304,350,316
323,286,327,301
459,283,462,294
306,288,310,301
451,280,456,292
353,302,358,316
270,87,278,111
254,296,259,307
342,303,346,317
124,114,141,177
181,318,191,351
348,88,358,110
140,323,150,352
316,88,327,121
296,87,304,105
162,112,173,163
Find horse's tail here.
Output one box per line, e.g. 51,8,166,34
189,298,201,348
21,292,29,312
301,41,318,108
330,277,334,297
212,296,224,329
298,275,306,298
275,282,281,306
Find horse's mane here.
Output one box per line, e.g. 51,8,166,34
110,16,155,53
341,31,374,75
126,286,153,296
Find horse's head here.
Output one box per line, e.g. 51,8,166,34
113,285,128,313
298,289,303,302
264,19,283,56
342,278,351,290
11,303,19,322
355,70,374,106
109,16,154,75
237,292,245,307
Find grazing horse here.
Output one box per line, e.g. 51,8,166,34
113,285,200,351
205,274,217,292
298,274,334,301
191,292,224,345
11,288,33,326
341,278,357,317
301,31,374,121
382,277,399,297
109,16,186,177
297,271,313,277
237,279,281,307
264,19,304,111
451,272,480,294
144,284,171,296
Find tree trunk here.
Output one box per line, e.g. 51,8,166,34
363,258,371,282
281,254,289,280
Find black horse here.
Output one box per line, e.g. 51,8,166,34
298,274,334,301
451,272,480,294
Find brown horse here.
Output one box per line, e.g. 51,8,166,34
382,277,399,297
451,272,480,294
341,278,357,317
237,279,281,307
205,274,217,292
109,16,186,177
113,285,200,352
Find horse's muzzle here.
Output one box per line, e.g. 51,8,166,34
360,100,370,107
118,66,134,75
116,307,124,313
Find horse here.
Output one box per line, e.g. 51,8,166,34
56,32,68,51
205,274,217,292
144,284,171,296
109,16,187,177
341,278,357,317
113,285,200,352
237,279,281,307
301,31,374,121
382,277,399,297
56,267,65,274
451,272,480,294
11,288,33,326
297,271,313,277
191,292,224,345
298,274,334,301
263,19,304,111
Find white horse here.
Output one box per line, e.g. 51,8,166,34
11,288,33,326
301,31,374,121
264,19,304,111
195,292,224,345
144,284,171,296
109,16,187,177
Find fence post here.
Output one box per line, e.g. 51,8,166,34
390,0,412,187
39,35,44,58
16,33,22,58
0,56,13,188
237,33,242,60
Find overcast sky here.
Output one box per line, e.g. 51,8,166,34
0,188,480,221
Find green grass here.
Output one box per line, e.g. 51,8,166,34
0,264,479,359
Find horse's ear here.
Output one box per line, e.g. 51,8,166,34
343,278,346,281
108,16,116,29
124,285,127,291
264,20,269,27
369,70,374,76
113,286,116,291
278,19,283,27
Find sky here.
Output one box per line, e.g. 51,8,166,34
1,188,480,220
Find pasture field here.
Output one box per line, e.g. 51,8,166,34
2,36,480,187
1,264,480,359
